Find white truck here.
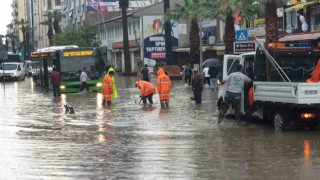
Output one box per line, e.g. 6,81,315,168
220,43,320,130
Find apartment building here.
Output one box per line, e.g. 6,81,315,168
35,0,61,49
11,0,25,44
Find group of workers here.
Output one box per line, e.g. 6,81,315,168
102,65,172,108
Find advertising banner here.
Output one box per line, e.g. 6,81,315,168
86,0,118,11
142,15,179,66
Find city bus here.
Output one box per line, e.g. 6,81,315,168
31,46,104,93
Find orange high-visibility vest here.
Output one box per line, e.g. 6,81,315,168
307,59,320,82
136,80,156,96
102,75,113,101
157,68,171,101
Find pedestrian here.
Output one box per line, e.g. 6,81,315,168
102,70,114,105
141,64,151,82
203,66,210,86
107,67,119,99
218,64,252,125
183,63,192,86
192,68,204,104
208,66,218,91
157,68,172,108
51,67,61,98
135,80,156,104
80,67,89,91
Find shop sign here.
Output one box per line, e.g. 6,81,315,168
248,26,266,37
234,41,256,54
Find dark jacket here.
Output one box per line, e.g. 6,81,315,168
208,67,218,78
192,72,204,89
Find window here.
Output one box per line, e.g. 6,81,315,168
55,0,61,6
227,59,240,75
286,11,297,29
48,0,52,10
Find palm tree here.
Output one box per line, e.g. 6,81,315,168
52,10,65,34
5,34,9,51
15,18,28,59
166,0,201,65
40,11,54,46
200,0,262,54
7,32,18,54
264,0,278,47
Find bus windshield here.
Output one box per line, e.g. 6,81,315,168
60,56,101,81
0,64,17,70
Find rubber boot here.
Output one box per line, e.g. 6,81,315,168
161,100,165,108
218,113,224,125
165,101,169,108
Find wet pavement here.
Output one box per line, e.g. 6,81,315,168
1,75,320,179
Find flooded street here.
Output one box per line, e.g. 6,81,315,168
1,76,320,179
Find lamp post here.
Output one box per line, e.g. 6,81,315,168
199,1,203,71
119,0,132,75
163,0,173,65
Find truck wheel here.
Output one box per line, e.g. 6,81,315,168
273,111,285,130
273,110,295,131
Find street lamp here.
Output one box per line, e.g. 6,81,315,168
119,0,132,75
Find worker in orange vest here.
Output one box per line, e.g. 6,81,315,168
307,59,320,82
157,68,172,108
135,80,156,104
102,70,114,105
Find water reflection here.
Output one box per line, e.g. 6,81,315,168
1,76,320,179
304,140,311,167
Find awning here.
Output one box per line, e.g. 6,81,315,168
173,48,190,52
279,33,320,42
285,1,317,12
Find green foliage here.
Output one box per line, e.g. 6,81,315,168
52,24,100,47
156,62,166,68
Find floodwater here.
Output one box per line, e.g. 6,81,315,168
1,75,320,180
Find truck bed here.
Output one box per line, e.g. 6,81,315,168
254,81,320,104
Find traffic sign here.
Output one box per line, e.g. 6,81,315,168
236,29,248,42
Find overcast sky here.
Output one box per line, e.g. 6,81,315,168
0,1,13,35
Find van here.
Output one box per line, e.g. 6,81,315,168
0,62,26,81
25,60,38,76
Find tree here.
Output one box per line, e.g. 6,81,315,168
264,0,278,47
167,0,201,65
52,10,65,34
15,19,28,59
199,0,262,54
40,11,54,46
7,32,18,54
52,24,100,47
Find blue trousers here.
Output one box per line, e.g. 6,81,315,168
193,88,203,104
53,84,60,97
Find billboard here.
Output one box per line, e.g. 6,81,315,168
142,15,179,66
86,0,118,11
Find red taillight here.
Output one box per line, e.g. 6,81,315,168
301,113,315,119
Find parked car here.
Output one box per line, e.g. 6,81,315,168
0,62,26,81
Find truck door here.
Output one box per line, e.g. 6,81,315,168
223,55,242,80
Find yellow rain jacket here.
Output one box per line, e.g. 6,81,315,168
107,68,119,99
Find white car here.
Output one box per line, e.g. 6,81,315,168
0,62,26,81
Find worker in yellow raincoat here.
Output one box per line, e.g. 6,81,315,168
107,67,119,99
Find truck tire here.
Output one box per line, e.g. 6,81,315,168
273,110,295,131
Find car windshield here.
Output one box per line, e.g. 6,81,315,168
0,64,17,70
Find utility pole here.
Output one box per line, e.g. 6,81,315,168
163,0,173,65
119,0,132,75
31,0,35,52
